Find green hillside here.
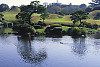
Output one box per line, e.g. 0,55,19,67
1,7,100,25
1,6,20,22
89,10,100,19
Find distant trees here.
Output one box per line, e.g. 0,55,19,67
85,7,93,12
70,10,89,26
0,4,9,12
47,4,87,15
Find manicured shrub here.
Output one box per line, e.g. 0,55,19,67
13,23,36,34
68,27,86,36
45,24,62,35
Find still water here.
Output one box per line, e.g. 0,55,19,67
0,33,100,67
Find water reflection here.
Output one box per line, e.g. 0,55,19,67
17,37,47,65
72,38,87,56
94,33,100,39
35,37,46,42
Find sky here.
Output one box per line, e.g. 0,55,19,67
0,0,92,7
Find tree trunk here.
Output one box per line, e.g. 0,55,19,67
28,12,34,24
78,19,82,27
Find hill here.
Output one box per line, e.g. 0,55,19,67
1,8,100,25
1,6,20,22
89,10,100,20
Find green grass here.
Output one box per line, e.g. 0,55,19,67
86,28,98,33
4,28,13,33
36,28,45,34
88,10,100,19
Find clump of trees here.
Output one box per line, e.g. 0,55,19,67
47,4,87,15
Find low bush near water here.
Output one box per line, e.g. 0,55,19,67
68,27,86,36
13,23,36,34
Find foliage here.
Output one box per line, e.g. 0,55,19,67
13,23,36,34
58,12,64,16
16,12,30,24
0,13,4,21
47,4,87,14
16,1,46,24
70,10,89,26
45,24,62,35
83,21,98,29
37,21,47,26
0,13,4,18
69,27,86,36
40,12,49,22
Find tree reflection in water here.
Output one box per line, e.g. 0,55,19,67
72,38,87,56
17,37,47,65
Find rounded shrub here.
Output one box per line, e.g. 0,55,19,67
68,27,86,36
13,23,36,34
45,24,62,35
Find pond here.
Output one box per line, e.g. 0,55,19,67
0,28,100,67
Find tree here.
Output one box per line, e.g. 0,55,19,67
70,10,89,26
0,4,9,12
40,12,49,22
17,0,46,24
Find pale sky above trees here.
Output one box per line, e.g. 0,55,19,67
0,0,91,7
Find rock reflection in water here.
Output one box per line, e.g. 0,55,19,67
72,38,87,56
17,37,47,64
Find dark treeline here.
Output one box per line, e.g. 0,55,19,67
47,3,87,15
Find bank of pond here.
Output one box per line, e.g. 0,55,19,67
0,22,100,38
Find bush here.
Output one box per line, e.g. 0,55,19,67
58,12,64,16
45,24,62,35
13,23,36,34
83,21,93,28
68,27,86,36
